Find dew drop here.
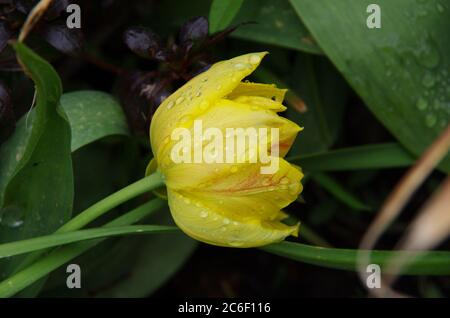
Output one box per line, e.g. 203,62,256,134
200,211,209,218
234,63,246,70
223,218,230,225
425,114,437,127
416,97,428,110
0,205,24,228
166,101,174,109
422,72,435,88
229,241,244,247
176,97,184,105
249,55,261,65
417,37,440,69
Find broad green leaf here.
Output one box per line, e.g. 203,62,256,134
0,225,177,258
231,0,322,54
289,143,415,171
0,91,129,208
263,241,450,275
0,43,73,278
61,91,129,152
289,0,450,171
209,0,244,33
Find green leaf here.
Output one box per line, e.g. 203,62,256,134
0,90,128,208
0,225,177,258
209,0,244,33
0,43,73,278
0,199,166,297
311,173,371,211
61,91,129,152
263,241,450,275
289,0,450,172
231,0,322,54
289,143,415,171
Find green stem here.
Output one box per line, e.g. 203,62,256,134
0,198,166,297
12,171,165,276
58,171,164,232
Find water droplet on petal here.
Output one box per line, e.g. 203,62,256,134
176,97,184,105
167,101,174,109
234,63,246,70
249,55,261,65
223,218,230,225
200,211,209,218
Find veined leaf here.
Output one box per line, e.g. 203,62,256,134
289,0,450,172
0,43,73,278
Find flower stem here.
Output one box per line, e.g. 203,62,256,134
57,171,164,233
11,171,165,276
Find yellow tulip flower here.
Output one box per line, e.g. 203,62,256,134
149,52,303,248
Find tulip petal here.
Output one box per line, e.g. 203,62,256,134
227,82,287,103
158,98,301,171
165,158,303,221
167,188,299,248
151,52,268,163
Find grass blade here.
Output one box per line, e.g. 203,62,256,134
289,143,415,171
262,241,450,275
0,225,177,259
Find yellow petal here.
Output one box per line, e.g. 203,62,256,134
150,52,268,163
227,82,287,104
165,158,303,223
167,188,299,248
157,98,301,172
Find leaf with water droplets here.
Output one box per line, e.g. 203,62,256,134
290,0,450,172
0,43,73,280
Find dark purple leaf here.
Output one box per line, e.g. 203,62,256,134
38,22,84,55
117,71,172,135
0,22,13,53
123,27,161,59
0,80,15,144
15,0,35,14
45,0,71,21
179,16,208,45
0,48,20,71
